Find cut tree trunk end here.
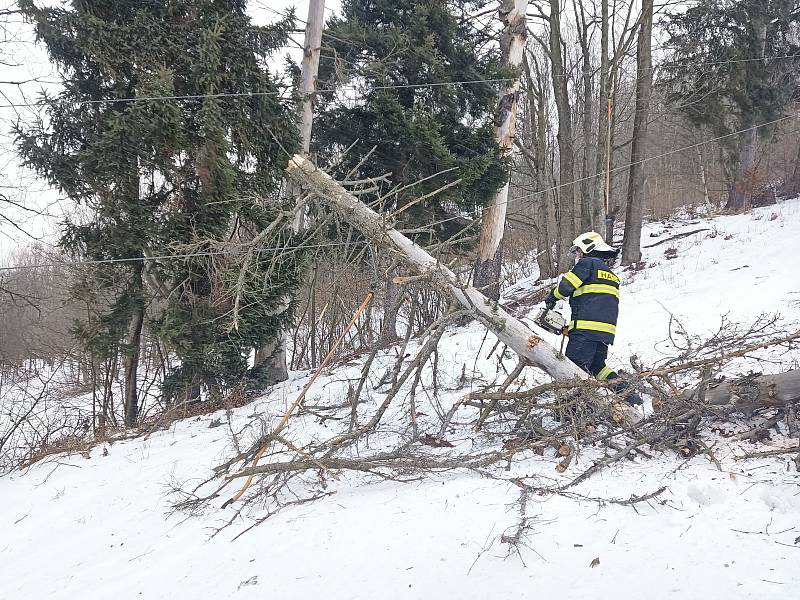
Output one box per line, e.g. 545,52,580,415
680,370,800,416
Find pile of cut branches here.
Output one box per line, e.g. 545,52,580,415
173,312,800,533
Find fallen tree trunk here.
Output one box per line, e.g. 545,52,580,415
286,155,635,422
681,370,800,415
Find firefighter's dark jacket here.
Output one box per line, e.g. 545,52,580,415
547,256,620,344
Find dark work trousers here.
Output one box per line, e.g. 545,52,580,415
565,333,643,405
564,332,623,390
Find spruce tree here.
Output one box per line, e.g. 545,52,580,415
314,0,507,237
663,0,800,209
16,0,302,420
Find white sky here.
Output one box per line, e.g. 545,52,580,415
0,0,341,260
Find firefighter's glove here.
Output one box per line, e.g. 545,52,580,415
544,295,557,310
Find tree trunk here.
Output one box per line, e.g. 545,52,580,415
680,370,800,416
299,0,325,156
696,145,712,211
594,0,610,232
549,0,577,270
123,295,144,427
291,0,325,232
523,54,555,280
382,272,402,342
726,15,766,211
287,155,636,423
473,0,527,301
621,0,653,265
255,0,326,383
254,332,289,385
727,125,757,211
575,0,595,232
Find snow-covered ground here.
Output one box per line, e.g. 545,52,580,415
2,200,800,600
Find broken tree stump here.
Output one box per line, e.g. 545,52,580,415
681,370,800,415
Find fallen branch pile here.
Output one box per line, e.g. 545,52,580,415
173,304,800,535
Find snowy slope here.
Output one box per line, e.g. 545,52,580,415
2,200,800,600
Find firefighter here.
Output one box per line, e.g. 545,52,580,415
544,231,643,406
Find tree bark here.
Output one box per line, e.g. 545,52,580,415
726,14,766,211
299,0,325,157
287,155,636,423
621,0,653,265
549,0,577,271
696,145,712,210
523,55,556,280
382,272,402,343
594,0,610,233
254,332,289,385
255,0,325,383
728,125,758,211
574,0,596,232
123,268,145,428
473,0,527,301
680,370,800,416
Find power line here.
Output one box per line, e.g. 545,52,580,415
0,77,514,110
2,48,797,109
4,111,797,272
421,111,800,232
549,52,800,78
0,241,359,272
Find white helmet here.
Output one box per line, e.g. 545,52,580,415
570,231,615,254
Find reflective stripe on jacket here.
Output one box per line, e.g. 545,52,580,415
549,256,620,344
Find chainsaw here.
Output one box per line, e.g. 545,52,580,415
534,308,567,335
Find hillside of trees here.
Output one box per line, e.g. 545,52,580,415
0,0,798,451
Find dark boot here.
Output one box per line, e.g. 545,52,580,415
624,391,644,406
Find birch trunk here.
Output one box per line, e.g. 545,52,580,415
473,0,527,301
255,0,325,382
680,370,800,416
299,0,325,157
287,155,636,423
